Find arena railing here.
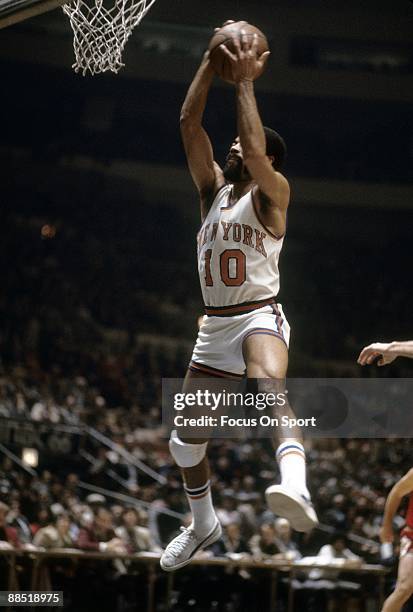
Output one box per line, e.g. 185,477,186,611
0,548,389,612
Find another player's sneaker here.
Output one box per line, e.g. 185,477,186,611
160,520,222,572
265,484,319,532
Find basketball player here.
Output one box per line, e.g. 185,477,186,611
380,468,413,612
160,23,318,572
358,340,413,366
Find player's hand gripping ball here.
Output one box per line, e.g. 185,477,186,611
208,20,269,83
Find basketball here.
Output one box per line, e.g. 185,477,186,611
208,21,269,83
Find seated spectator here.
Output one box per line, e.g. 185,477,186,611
236,491,261,539
347,515,379,560
33,512,75,549
322,494,348,531
317,533,362,564
249,522,280,558
7,498,33,545
212,522,249,557
216,491,242,527
77,507,127,554
0,502,20,549
308,533,363,582
308,534,364,612
30,508,53,536
115,507,160,553
0,502,20,591
274,518,302,561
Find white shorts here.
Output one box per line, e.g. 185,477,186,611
190,302,290,378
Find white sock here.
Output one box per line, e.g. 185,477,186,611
184,479,217,537
276,441,310,498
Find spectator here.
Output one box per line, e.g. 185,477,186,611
77,507,126,554
213,522,249,557
317,533,362,563
322,494,348,531
115,507,160,553
249,522,281,558
274,518,302,561
7,498,32,545
309,534,363,612
30,508,53,535
0,502,20,549
216,491,242,528
33,512,75,549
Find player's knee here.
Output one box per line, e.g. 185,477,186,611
169,429,208,468
248,363,284,379
248,363,286,387
395,580,413,602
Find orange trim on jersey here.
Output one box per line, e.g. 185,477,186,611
189,360,244,380
204,296,276,317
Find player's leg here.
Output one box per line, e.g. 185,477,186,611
381,552,413,612
243,332,318,532
174,369,219,537
160,368,221,571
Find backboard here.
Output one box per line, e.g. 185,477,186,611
0,0,66,28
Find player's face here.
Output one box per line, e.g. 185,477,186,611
223,137,251,182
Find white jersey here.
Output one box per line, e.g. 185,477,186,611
197,184,284,311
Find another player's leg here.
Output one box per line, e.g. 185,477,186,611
160,369,221,572
243,333,318,532
381,552,413,612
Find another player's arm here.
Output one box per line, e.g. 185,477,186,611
380,469,413,543
180,52,225,221
357,340,413,366
222,32,289,237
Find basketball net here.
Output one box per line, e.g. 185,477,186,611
62,0,157,75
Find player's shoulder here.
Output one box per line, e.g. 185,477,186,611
272,171,290,199
254,172,290,208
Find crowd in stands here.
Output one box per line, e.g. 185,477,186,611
0,436,409,611
0,196,412,609
0,435,411,559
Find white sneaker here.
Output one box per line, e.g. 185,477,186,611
265,484,319,532
160,520,222,572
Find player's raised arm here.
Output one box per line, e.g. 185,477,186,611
380,469,413,543
357,340,413,366
220,31,289,237
180,51,225,221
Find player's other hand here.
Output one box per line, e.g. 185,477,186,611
220,31,270,82
357,342,397,366
380,524,394,544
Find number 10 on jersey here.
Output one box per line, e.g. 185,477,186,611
204,248,246,287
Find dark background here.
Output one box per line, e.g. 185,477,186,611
1,0,413,378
